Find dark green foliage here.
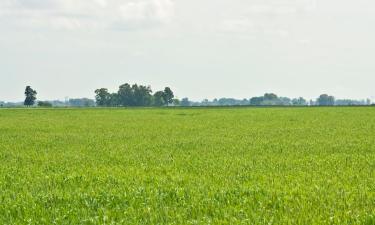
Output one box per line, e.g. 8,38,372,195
248,94,299,106
132,84,153,106
117,83,153,106
153,91,165,106
262,93,284,105
95,88,111,106
108,93,120,107
95,83,174,107
37,101,52,107
162,87,174,106
317,94,335,106
117,83,134,106
263,93,278,101
92,85,369,108
24,86,37,107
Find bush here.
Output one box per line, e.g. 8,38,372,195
37,101,53,107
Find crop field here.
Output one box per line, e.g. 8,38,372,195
0,107,375,224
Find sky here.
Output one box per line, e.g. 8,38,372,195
1,0,375,102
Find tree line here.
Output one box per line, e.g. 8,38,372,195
19,86,96,107
94,84,175,107
181,94,371,107
0,85,372,107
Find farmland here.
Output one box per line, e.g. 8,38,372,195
0,107,375,224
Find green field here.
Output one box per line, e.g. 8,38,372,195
0,107,375,224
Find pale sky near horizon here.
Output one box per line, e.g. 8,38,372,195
1,0,374,102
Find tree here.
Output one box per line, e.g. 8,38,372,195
279,97,292,106
132,84,152,106
335,99,364,106
94,83,175,107
180,98,190,106
241,99,249,105
95,88,111,106
118,83,134,106
69,98,96,107
162,87,174,106
108,93,119,107
37,101,52,107
262,93,280,105
202,99,210,106
292,97,307,106
153,91,165,106
250,96,264,106
264,93,278,101
117,83,153,107
317,94,335,106
173,98,180,106
24,86,37,107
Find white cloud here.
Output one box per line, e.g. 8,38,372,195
0,0,175,30
216,0,317,37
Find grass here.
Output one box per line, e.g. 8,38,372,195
0,107,375,224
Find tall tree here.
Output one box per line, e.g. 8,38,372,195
108,93,119,107
162,87,174,106
95,88,111,106
118,83,134,106
133,84,152,106
153,91,165,106
317,94,335,106
24,86,37,107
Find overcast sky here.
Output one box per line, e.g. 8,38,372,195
1,0,374,102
